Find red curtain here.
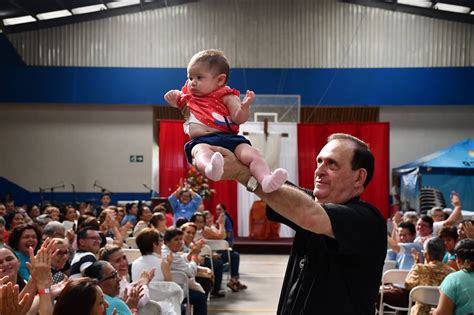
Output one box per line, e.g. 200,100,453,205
158,120,190,197
158,120,238,232
297,123,389,218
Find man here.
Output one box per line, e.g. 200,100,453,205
42,221,66,241
415,215,434,245
168,186,202,223
95,192,112,217
70,227,101,278
387,221,423,269
430,192,463,236
213,133,387,314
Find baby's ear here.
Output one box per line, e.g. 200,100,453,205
217,74,227,86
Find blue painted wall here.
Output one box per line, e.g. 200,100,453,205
1,35,473,106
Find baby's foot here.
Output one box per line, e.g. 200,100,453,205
205,152,224,181
261,168,288,193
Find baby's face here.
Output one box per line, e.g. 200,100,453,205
187,62,222,96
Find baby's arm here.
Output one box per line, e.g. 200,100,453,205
164,89,182,107
224,90,256,124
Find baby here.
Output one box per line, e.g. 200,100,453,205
164,49,288,193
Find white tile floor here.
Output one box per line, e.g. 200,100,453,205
208,254,289,315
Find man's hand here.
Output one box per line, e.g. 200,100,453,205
208,146,249,182
451,191,461,208
164,90,181,107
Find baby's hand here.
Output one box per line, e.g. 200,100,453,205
241,90,255,110
164,90,182,106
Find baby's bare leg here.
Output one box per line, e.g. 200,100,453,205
192,143,224,181
234,143,287,193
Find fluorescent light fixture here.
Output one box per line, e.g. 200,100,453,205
434,3,471,13
3,15,36,26
107,0,140,9
37,10,72,20
398,0,432,8
71,4,107,15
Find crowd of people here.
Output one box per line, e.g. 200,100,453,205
0,188,246,315
0,132,473,315
383,191,474,314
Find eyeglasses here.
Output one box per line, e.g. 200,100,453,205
100,270,120,282
55,250,69,256
86,236,102,241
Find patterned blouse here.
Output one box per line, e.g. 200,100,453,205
405,261,455,315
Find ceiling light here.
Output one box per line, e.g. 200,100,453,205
398,0,432,8
37,10,72,20
3,15,36,26
107,0,140,9
71,4,107,15
434,3,471,14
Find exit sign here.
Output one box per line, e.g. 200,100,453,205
130,155,144,163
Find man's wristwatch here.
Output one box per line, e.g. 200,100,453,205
246,176,258,192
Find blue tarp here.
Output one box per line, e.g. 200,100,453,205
393,139,474,212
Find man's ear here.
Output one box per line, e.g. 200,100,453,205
355,168,367,188
216,74,227,86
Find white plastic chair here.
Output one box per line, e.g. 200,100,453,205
378,269,410,315
407,285,440,314
199,244,214,272
137,300,161,315
204,239,231,280
123,248,141,263
148,281,184,315
171,270,192,315
126,237,138,249
382,260,397,276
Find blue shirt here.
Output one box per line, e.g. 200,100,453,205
168,193,202,222
224,213,234,246
15,251,30,281
104,294,132,315
386,242,423,270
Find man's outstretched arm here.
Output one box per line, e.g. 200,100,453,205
210,146,335,238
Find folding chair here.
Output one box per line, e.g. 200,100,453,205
148,280,184,315
122,248,141,263
382,260,397,276
407,286,440,314
204,239,231,280
378,269,410,315
125,237,137,249
199,244,214,273
171,270,192,315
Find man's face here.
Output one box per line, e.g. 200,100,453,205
0,205,6,216
80,230,101,254
416,219,433,237
101,195,111,206
398,227,415,243
179,192,191,204
431,210,445,222
313,139,363,204
99,263,121,297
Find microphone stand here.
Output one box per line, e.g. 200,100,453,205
43,182,65,205
143,184,157,198
71,184,78,206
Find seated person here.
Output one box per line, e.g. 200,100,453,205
404,237,455,314
387,221,423,270
434,239,474,315
439,226,459,270
415,215,434,245
430,192,463,237
191,212,247,292
168,184,202,223
162,228,208,315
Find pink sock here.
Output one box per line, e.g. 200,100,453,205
261,168,288,193
204,152,224,181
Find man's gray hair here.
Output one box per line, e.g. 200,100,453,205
429,206,444,217
43,221,66,238
423,237,445,262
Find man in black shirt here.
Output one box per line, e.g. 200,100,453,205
212,133,387,314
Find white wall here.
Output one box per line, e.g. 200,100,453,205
380,106,474,174
0,104,154,193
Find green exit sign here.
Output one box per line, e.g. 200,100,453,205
130,155,144,163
